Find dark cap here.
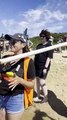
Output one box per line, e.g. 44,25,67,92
5,33,26,43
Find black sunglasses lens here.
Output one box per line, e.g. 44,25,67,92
40,34,45,38
40,36,45,38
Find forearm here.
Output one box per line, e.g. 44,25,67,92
19,77,35,89
8,75,35,91
45,57,51,68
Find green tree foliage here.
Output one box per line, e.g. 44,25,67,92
30,36,40,49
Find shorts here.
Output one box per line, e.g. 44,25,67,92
0,94,24,114
36,63,51,79
36,69,48,79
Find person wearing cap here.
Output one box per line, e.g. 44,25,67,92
57,39,63,53
34,30,53,103
0,33,35,120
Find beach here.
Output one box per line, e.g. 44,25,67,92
21,50,67,120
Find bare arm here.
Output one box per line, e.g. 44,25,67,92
19,77,35,88
8,75,35,91
44,57,51,68
43,57,51,75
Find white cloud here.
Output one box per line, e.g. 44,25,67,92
1,19,16,27
1,3,67,37
48,25,63,33
18,21,29,28
23,9,42,22
52,10,66,21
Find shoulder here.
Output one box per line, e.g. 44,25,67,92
24,57,34,67
46,42,52,47
36,43,42,49
28,58,34,66
28,58,35,71
27,58,35,79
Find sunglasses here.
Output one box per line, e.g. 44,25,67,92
40,35,45,38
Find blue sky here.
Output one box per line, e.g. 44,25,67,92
0,0,67,37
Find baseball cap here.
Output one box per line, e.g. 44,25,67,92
5,33,26,43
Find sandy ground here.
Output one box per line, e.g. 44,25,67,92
0,50,67,120
21,50,67,120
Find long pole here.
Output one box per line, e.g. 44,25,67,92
0,42,67,63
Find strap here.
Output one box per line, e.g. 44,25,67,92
24,57,30,81
24,57,34,109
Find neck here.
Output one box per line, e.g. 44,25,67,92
42,41,48,45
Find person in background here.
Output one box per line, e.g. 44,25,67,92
0,33,35,120
5,41,9,51
63,34,67,50
34,29,53,103
57,39,63,53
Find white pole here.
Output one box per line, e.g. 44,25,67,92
0,42,67,63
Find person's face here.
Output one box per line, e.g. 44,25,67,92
10,40,25,54
40,35,47,44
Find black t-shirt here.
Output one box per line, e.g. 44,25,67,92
0,58,35,95
34,42,53,69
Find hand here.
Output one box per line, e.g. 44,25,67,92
8,75,22,91
0,80,2,83
43,69,47,76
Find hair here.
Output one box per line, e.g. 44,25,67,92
23,45,30,53
39,29,50,41
18,40,29,53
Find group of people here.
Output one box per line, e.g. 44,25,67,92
0,29,53,120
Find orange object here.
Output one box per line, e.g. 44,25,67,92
2,72,15,81
24,57,33,109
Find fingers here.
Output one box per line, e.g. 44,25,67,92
8,76,21,91
10,84,17,91
8,79,18,91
